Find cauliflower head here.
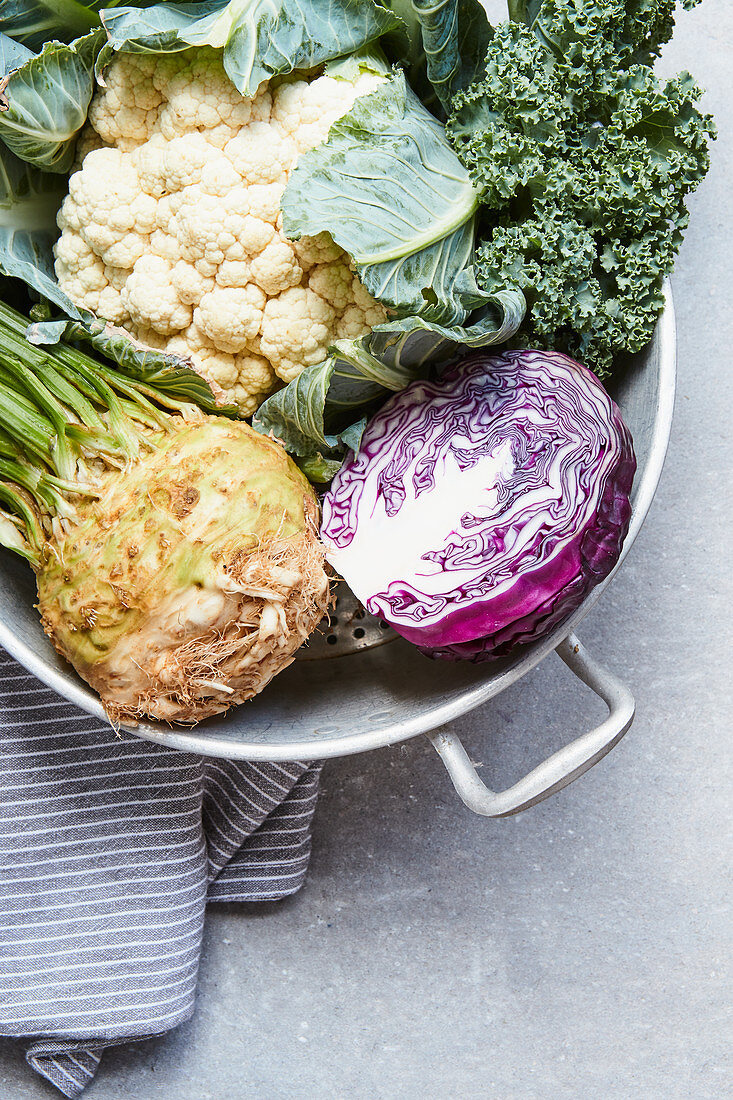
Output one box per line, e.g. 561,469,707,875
54,49,389,416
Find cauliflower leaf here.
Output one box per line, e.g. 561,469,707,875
0,142,76,312
282,69,515,327
0,30,103,172
0,0,100,50
99,0,402,97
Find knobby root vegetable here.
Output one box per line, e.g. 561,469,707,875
0,302,330,723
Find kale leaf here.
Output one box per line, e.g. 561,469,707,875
446,0,715,375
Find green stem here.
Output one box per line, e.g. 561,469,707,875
0,458,77,519
0,384,56,467
55,358,144,462
0,485,42,562
0,355,78,480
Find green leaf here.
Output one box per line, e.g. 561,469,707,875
253,334,421,455
450,3,715,376
0,142,80,313
0,1,163,51
0,32,35,73
27,315,234,413
407,0,490,113
0,30,102,173
98,0,402,97
283,69,487,322
0,1,101,50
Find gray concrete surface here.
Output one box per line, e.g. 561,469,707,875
1,2,731,1097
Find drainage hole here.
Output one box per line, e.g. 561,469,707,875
326,634,338,645
353,627,365,639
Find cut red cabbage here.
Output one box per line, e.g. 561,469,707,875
321,349,635,660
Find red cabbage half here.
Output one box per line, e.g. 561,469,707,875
321,349,636,660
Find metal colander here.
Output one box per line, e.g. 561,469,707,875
297,584,396,660
0,287,676,817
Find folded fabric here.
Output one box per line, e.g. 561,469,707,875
0,647,322,1097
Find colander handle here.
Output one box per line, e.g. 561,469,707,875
426,633,634,817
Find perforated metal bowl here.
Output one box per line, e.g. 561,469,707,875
0,286,676,816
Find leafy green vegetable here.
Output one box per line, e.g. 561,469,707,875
0,30,101,172
267,55,527,467
507,0,698,68
98,0,402,97
0,0,102,50
446,0,715,375
406,0,490,113
283,67,487,324
0,141,77,311
0,31,35,72
380,0,490,117
0,1,163,52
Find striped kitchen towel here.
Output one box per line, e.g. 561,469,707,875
0,647,323,1097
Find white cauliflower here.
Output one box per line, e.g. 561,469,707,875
54,47,389,415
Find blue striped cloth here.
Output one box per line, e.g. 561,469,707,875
0,648,322,1097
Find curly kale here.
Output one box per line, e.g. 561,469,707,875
446,0,715,375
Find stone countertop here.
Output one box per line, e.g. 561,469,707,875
1,2,730,1097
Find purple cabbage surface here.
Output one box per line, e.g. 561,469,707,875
321,349,636,661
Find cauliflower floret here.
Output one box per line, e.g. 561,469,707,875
55,50,390,414
158,48,255,147
54,232,103,280
224,124,296,185
54,233,108,311
162,133,213,192
249,237,303,296
149,229,181,264
197,347,277,416
336,305,378,339
60,148,148,269
130,192,158,235
216,260,251,287
272,71,385,154
175,186,274,265
260,286,336,382
335,276,389,338
292,232,344,271
133,326,170,352
104,265,130,292
122,255,192,335
88,54,163,150
229,353,279,416
96,284,129,325
133,134,170,198
351,275,390,327
171,260,215,305
194,285,266,353
307,260,355,312
200,154,241,196
167,330,277,415
245,182,283,225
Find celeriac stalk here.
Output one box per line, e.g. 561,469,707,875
0,301,330,724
